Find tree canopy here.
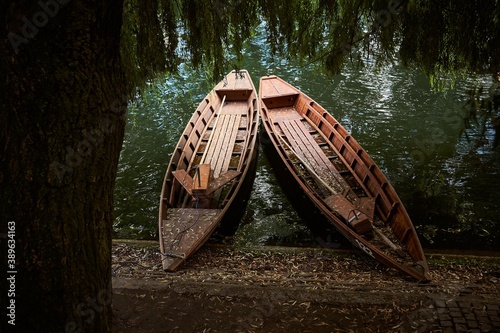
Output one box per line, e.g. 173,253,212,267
121,0,500,88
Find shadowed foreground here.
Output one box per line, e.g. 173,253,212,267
112,242,500,332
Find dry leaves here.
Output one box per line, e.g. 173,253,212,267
112,241,500,298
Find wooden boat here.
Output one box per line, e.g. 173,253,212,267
259,75,431,282
159,70,259,271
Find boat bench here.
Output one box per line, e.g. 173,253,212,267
172,164,241,208
324,194,373,234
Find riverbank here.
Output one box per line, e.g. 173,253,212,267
111,240,500,332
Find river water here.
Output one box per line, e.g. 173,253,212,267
114,32,500,252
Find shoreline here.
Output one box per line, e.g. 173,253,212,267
112,238,500,258
112,240,500,332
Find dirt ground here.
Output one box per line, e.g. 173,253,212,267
111,241,500,333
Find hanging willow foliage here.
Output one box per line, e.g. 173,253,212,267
401,1,500,79
121,0,179,92
120,0,500,89
179,0,259,81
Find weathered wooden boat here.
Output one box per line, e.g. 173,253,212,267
159,70,259,271
259,75,431,282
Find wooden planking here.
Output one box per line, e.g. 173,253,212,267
300,104,396,218
202,101,247,177
262,94,299,109
221,102,247,115
193,164,212,191
161,208,220,259
216,114,241,176
267,106,302,122
302,117,390,225
278,118,349,194
290,120,332,172
203,113,226,160
203,114,241,177
202,114,226,171
172,170,194,195
314,115,408,223
171,99,247,206
237,103,258,170
206,170,241,195
214,70,254,101
260,76,298,98
260,76,300,108
215,71,253,90
280,121,322,171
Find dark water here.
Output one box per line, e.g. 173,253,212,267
114,31,500,251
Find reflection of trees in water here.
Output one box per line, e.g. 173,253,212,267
461,79,500,149
406,169,499,251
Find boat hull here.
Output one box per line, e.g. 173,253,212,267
259,75,431,282
159,70,259,271
261,129,343,237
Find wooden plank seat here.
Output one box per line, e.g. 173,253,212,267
324,194,373,234
205,170,241,194
191,164,213,208
172,169,194,195
355,197,376,220
173,166,241,208
172,164,215,192
173,168,241,196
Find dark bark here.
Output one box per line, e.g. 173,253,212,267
1,0,126,332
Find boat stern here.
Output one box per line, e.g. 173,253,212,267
259,75,300,109
215,69,255,101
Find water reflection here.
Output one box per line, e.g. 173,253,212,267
228,155,313,247
114,34,500,252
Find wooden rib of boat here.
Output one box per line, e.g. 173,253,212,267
259,75,431,282
159,70,259,271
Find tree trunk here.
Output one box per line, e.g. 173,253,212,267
1,1,125,332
